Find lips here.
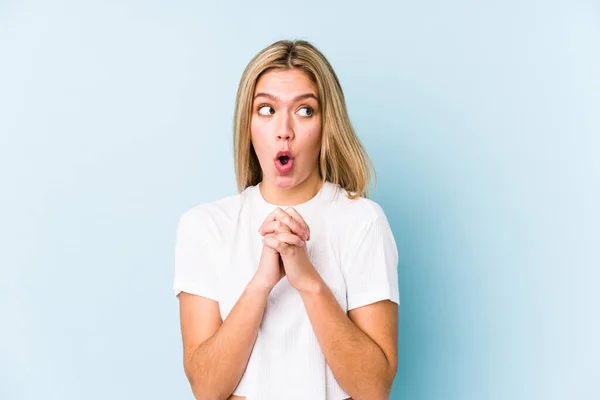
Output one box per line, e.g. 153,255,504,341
275,151,293,162
275,151,294,174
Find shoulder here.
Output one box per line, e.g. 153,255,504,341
177,190,246,243
326,183,389,229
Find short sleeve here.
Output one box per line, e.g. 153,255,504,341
173,209,219,300
342,213,400,311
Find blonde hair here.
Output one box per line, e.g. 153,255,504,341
233,39,376,199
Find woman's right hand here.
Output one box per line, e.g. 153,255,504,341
251,241,286,292
251,209,304,292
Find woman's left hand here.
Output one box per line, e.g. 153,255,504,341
259,207,320,292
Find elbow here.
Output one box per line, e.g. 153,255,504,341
376,354,397,400
358,384,393,400
362,364,396,400
186,371,229,400
191,390,219,400
379,363,397,400
380,382,394,400
379,362,397,400
350,359,397,400
184,347,230,400
190,382,229,400
351,377,395,400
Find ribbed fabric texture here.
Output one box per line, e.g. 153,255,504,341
173,181,400,400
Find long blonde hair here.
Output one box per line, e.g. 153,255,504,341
233,39,376,199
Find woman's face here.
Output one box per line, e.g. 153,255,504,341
250,68,322,190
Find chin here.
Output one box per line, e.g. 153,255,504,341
272,175,297,189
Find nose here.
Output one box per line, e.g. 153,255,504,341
276,112,294,141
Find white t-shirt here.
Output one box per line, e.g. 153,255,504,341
173,180,400,400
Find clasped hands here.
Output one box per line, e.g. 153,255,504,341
257,207,320,293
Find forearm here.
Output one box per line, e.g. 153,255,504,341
186,280,270,400
299,276,394,400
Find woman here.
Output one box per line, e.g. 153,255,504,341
174,40,400,400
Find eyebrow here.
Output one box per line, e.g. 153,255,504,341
253,92,319,103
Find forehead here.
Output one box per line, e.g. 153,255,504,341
254,69,317,99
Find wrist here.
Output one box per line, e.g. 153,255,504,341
246,278,274,297
295,272,325,295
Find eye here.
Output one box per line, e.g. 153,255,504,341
297,106,314,117
257,104,275,115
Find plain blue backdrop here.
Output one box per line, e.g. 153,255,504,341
1,0,598,399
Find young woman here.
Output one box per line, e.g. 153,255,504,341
174,40,400,400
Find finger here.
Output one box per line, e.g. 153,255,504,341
260,207,307,240
259,220,291,236
284,207,310,240
262,232,277,248
261,232,274,242
273,232,305,247
258,207,286,235
262,235,290,253
274,208,308,240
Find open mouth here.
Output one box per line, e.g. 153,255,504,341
275,151,294,174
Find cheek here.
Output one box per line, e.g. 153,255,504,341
306,120,322,154
250,120,266,156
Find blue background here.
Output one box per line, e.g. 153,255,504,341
1,1,598,399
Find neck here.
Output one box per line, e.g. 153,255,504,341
260,169,323,206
